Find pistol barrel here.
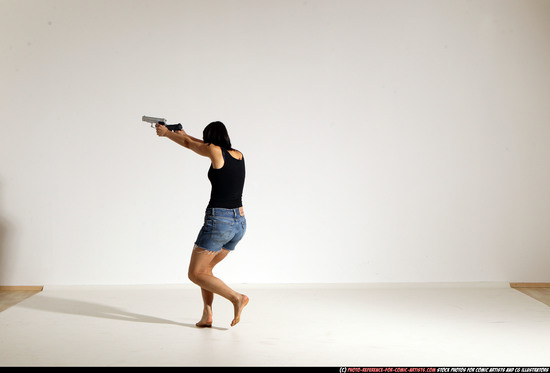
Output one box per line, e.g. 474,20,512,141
142,115,166,124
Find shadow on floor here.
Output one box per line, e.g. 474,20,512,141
18,294,228,331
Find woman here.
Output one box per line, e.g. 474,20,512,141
156,121,248,328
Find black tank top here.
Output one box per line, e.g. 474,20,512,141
207,148,245,209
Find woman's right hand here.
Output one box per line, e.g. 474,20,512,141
155,123,169,137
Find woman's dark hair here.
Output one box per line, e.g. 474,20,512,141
203,121,234,150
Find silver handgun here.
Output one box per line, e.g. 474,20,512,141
142,116,182,131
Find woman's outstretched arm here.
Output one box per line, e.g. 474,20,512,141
156,124,213,159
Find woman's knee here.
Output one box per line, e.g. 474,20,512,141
188,268,211,284
188,268,200,283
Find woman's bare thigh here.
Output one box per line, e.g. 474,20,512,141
189,246,230,275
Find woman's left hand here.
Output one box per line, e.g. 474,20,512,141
155,123,169,137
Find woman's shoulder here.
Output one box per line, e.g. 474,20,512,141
228,149,243,160
208,145,243,159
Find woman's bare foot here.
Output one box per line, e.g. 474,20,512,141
231,294,249,327
196,308,213,328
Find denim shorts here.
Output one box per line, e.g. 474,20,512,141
194,208,247,252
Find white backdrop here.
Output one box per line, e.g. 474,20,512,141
1,0,549,285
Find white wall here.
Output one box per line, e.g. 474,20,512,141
1,0,549,285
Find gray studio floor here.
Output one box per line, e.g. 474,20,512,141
1,283,549,366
